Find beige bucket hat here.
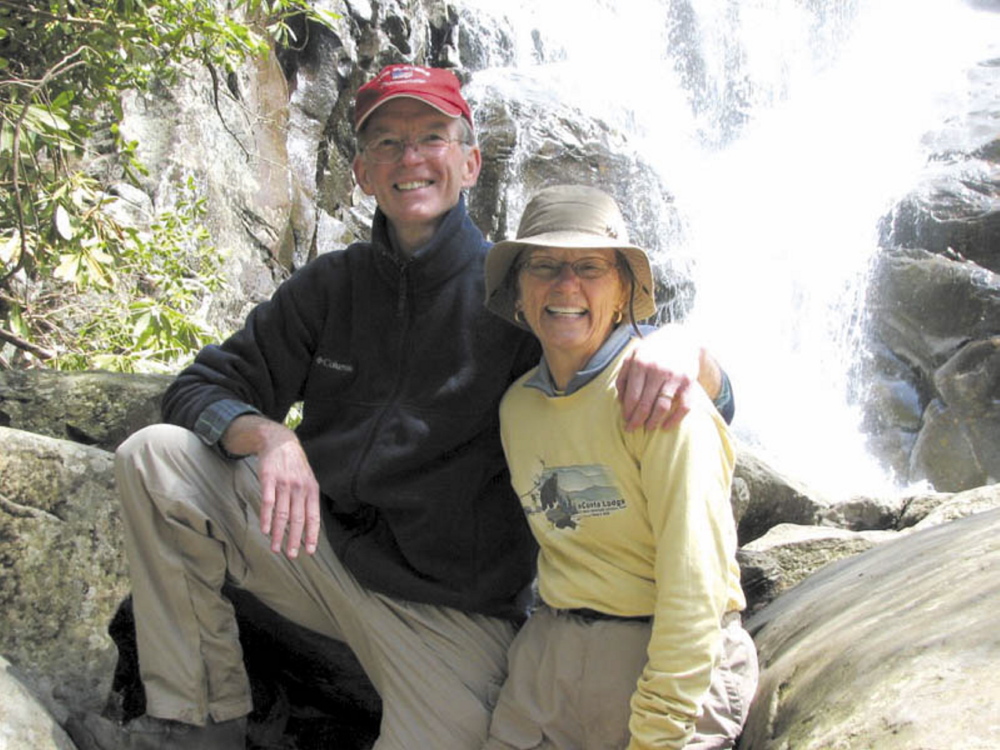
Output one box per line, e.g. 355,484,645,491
485,185,657,328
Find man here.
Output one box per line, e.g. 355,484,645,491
75,64,733,750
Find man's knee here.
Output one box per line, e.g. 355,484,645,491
116,423,198,472
115,424,233,522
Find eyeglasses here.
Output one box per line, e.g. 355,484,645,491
519,257,620,281
360,132,467,164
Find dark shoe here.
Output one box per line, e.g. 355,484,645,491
66,713,247,750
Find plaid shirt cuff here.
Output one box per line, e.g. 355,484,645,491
193,399,261,459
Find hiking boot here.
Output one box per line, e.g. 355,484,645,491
66,712,247,750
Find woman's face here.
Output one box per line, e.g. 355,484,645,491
516,247,626,370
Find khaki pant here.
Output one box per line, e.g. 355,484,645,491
115,424,515,750
482,607,758,750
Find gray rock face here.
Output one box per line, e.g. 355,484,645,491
0,428,128,721
0,371,170,452
0,656,78,750
862,247,1000,489
732,447,832,545
741,507,1000,750
739,524,898,614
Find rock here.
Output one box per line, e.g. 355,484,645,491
0,428,128,722
731,447,832,545
0,370,170,452
896,489,956,528
819,494,905,531
908,337,1000,490
880,147,1000,274
909,482,1000,530
0,655,78,750
863,248,1000,486
866,248,1000,378
741,508,1000,750
739,523,898,613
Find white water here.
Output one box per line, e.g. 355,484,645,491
463,0,1000,497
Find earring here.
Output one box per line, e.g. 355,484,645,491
514,310,527,324
614,309,623,325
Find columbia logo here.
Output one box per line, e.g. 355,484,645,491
316,357,354,373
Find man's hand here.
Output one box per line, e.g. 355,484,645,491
222,415,321,558
615,325,723,432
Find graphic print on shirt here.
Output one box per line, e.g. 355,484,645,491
522,464,627,530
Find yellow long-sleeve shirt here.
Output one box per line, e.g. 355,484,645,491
499,341,743,749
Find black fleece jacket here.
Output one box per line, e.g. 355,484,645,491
162,198,541,620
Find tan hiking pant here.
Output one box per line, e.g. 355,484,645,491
482,607,758,750
115,424,515,750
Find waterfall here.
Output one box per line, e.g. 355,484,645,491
462,0,1000,497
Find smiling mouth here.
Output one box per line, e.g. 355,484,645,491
546,305,588,317
395,180,433,191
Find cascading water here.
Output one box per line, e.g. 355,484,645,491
462,0,1000,498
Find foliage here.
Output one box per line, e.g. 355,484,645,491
54,177,225,373
0,0,340,370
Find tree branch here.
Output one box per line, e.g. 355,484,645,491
0,325,55,360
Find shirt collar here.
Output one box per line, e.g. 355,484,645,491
524,325,637,397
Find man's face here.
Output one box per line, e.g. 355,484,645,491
352,99,482,253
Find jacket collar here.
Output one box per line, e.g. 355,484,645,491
370,195,484,291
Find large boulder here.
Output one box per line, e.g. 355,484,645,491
908,336,1000,490
738,523,898,614
0,371,170,452
731,447,832,545
866,249,1000,379
0,428,128,722
741,507,1000,750
862,248,1000,488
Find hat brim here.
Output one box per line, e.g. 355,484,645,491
484,234,657,329
355,93,465,132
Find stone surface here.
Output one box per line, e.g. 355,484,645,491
863,248,1000,487
741,508,1000,750
909,482,1000,530
740,523,898,612
0,428,128,722
0,370,170,452
0,656,78,750
731,447,831,545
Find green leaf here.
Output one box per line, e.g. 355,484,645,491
0,232,20,266
54,204,75,240
311,9,342,29
23,105,72,133
53,253,82,284
131,311,152,341
0,122,13,156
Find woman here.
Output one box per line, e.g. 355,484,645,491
482,185,758,750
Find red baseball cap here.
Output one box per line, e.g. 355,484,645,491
353,64,473,133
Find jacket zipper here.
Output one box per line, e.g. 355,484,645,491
346,262,412,531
